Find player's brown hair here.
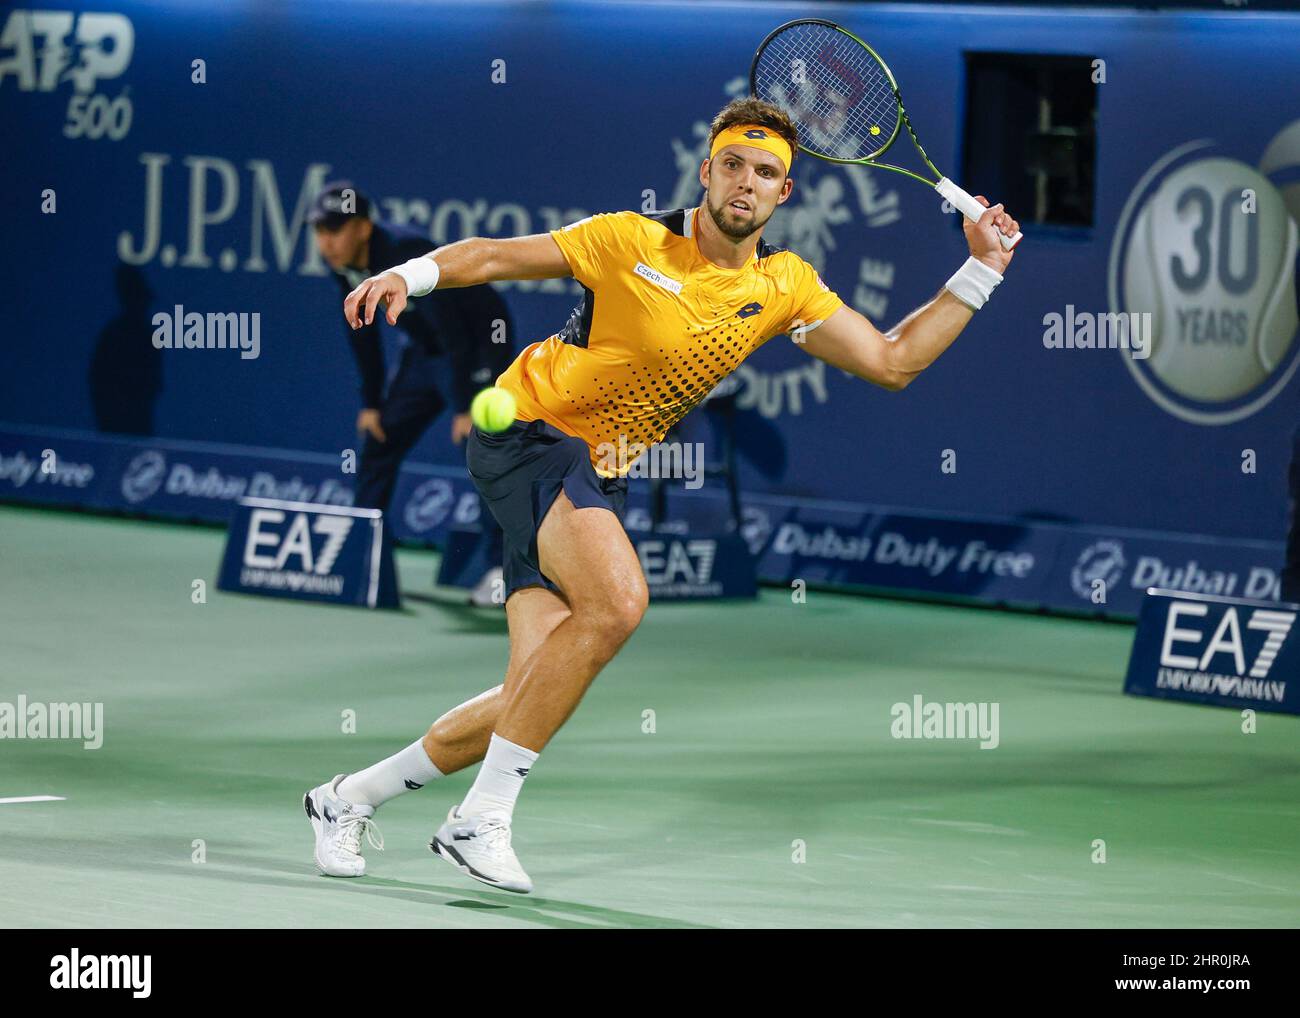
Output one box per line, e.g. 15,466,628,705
707,97,800,171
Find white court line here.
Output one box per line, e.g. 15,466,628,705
0,795,65,804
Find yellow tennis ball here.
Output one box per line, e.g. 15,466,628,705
470,386,517,433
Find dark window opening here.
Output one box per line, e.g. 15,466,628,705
963,53,1098,229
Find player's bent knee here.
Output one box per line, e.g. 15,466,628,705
596,581,648,645
614,590,649,636
570,581,644,651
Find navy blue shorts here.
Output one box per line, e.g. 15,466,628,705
466,419,628,598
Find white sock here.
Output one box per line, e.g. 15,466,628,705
460,733,538,824
337,738,443,808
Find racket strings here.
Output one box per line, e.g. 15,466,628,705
753,25,901,161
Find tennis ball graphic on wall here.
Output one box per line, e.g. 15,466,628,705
1114,147,1299,424
1259,118,1300,230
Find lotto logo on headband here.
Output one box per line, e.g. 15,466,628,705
710,123,793,172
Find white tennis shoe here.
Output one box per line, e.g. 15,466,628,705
430,803,533,893
304,774,384,877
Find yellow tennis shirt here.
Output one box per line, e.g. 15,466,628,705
495,207,845,476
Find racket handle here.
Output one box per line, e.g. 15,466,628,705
935,177,1022,252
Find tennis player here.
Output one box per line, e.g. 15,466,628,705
305,97,1019,891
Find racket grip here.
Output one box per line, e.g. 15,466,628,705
935,177,1022,251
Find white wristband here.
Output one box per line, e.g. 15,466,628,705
388,256,440,298
944,256,1003,311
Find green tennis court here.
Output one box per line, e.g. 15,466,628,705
2,504,1297,929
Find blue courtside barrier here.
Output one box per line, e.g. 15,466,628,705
2,424,1287,619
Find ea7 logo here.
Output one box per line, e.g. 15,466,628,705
0,10,134,93
1161,603,1295,679
638,539,717,585
243,509,353,575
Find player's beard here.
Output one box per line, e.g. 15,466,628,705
705,192,773,240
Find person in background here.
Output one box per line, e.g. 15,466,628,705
310,181,512,606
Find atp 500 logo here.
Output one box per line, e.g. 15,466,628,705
0,9,135,140
1109,123,1300,424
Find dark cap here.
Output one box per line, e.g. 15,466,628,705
307,180,372,228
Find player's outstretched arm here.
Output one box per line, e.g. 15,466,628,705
344,233,571,329
798,198,1019,391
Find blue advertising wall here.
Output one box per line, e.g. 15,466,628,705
3,1,1298,552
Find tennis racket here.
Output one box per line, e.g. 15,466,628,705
750,18,1022,251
